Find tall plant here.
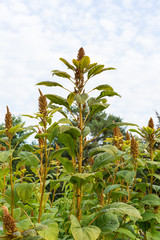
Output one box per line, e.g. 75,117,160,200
37,47,125,222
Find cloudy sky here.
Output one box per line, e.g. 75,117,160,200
0,0,160,130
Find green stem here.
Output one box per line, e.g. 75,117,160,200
9,141,14,217
38,135,48,223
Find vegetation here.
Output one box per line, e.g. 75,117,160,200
0,48,160,240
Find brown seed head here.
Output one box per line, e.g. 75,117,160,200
0,144,6,151
5,106,13,140
148,117,154,129
2,206,17,233
131,135,139,159
38,89,48,117
113,126,123,150
77,47,85,61
126,131,130,141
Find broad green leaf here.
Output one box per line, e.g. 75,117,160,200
58,133,76,158
70,215,101,240
89,145,119,158
35,133,49,138
116,228,136,239
83,126,90,137
50,147,69,159
141,194,160,206
16,218,33,231
59,125,81,139
25,236,45,240
16,183,33,203
103,202,142,219
47,125,60,143
9,124,24,134
5,185,20,206
124,171,136,183
70,173,99,188
80,56,90,71
89,103,109,119
104,184,121,194
13,208,21,221
81,93,89,104
93,84,113,91
72,59,79,68
94,212,119,233
37,222,59,240
67,92,76,106
0,149,13,162
141,211,158,221
84,63,97,72
74,94,82,104
19,151,39,168
88,65,104,79
52,70,71,79
97,90,121,99
46,94,69,108
93,152,118,170
58,156,74,173
59,58,75,70
146,230,160,240
36,81,63,88
58,118,72,124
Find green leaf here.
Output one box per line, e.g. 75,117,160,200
88,65,104,79
80,56,90,71
104,184,121,194
83,126,90,137
84,63,97,72
124,171,136,184
70,173,98,188
81,93,89,104
9,124,24,135
47,125,60,144
46,94,69,108
116,228,136,239
58,156,74,173
37,222,59,240
94,212,119,233
19,152,39,168
74,94,82,104
16,183,33,203
97,90,121,99
141,194,160,206
16,218,33,231
89,102,109,119
59,125,81,139
36,81,63,88
52,70,71,79
58,118,72,124
70,215,101,240
93,152,119,170
93,84,113,91
59,58,75,70
67,92,76,106
58,133,76,158
89,145,119,158
146,230,160,240
5,185,20,206
0,149,13,162
13,208,21,221
72,59,79,68
102,202,142,219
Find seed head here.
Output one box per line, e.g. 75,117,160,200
5,106,13,140
113,126,123,150
131,135,139,159
2,206,17,233
148,117,154,129
77,47,85,61
125,131,130,141
38,89,48,117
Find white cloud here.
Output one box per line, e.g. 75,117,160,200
0,0,159,132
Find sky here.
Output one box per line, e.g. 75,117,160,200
0,0,160,130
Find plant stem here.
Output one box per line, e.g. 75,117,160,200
38,135,48,223
9,141,14,217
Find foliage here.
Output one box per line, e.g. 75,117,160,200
0,48,160,240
